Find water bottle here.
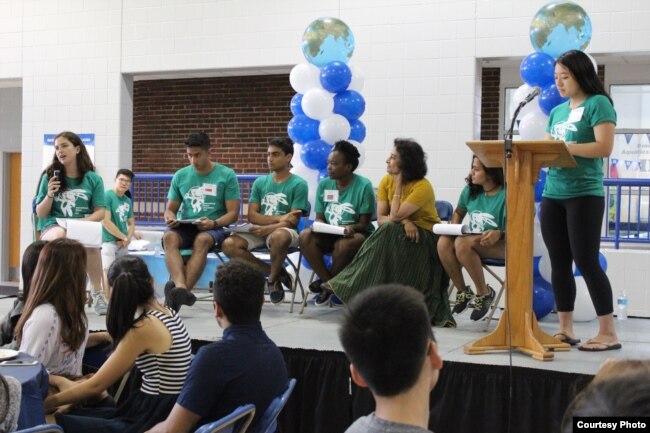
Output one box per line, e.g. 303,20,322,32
154,241,162,256
617,291,628,321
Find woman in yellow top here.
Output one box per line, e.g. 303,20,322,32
323,139,455,327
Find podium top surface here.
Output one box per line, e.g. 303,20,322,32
466,140,576,169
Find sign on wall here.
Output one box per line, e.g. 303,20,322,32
609,133,650,179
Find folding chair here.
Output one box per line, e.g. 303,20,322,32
248,378,297,433
194,404,256,433
435,200,454,222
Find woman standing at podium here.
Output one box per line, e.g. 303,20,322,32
541,50,620,352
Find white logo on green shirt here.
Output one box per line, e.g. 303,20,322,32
184,186,206,213
55,189,89,217
116,202,130,223
550,121,578,142
326,202,356,226
469,211,497,232
262,193,288,216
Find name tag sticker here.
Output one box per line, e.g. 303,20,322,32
568,107,584,123
324,189,339,203
203,183,217,196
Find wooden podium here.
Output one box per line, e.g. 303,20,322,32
464,140,576,361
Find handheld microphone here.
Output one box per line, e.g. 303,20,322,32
521,87,541,105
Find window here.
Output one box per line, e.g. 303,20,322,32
610,84,650,130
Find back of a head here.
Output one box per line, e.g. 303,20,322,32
394,138,427,182
214,259,265,325
21,240,47,301
339,285,433,397
185,131,211,150
562,372,650,432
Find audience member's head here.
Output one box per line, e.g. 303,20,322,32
393,138,428,183
561,369,650,432
214,259,265,325
20,240,47,302
106,255,156,346
269,137,294,156
15,238,88,351
339,285,442,397
184,131,211,150
591,358,650,384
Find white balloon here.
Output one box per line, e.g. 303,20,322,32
301,88,334,121
289,63,322,94
538,254,552,283
533,219,548,257
573,277,597,322
585,53,598,72
511,84,538,120
319,114,351,145
518,111,548,140
347,64,365,92
349,140,366,168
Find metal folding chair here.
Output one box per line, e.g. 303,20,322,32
194,404,256,433
248,378,296,433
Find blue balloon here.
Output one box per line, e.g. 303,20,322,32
533,276,555,320
318,168,329,181
334,90,365,121
574,252,608,276
539,84,568,116
301,139,331,170
287,115,319,144
520,52,555,87
320,61,352,93
349,119,366,142
302,17,355,68
290,94,304,116
535,169,547,203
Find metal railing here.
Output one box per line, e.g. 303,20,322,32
603,178,650,249
131,173,263,226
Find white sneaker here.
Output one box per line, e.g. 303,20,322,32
93,292,108,316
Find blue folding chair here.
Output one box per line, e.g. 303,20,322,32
15,425,63,433
435,200,454,221
194,404,256,433
249,378,297,433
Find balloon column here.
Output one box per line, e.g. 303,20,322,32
288,17,366,212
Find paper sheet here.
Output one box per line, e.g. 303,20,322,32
312,221,345,236
432,224,481,236
57,218,103,248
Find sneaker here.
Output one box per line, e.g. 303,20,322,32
452,286,475,314
470,286,496,321
314,283,333,306
278,269,294,291
168,287,195,313
268,280,285,304
93,292,108,316
309,279,323,294
164,280,176,308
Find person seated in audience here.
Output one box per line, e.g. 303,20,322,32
0,240,47,348
147,259,288,433
437,155,505,321
339,284,443,433
221,137,308,304
323,139,455,327
299,140,375,305
34,131,107,315
561,360,650,432
101,169,136,298
16,239,89,377
0,374,21,433
163,131,240,312
45,255,192,433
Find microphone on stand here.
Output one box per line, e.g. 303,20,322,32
504,87,541,158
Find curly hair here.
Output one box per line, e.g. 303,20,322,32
333,140,361,171
214,259,265,324
465,155,504,199
394,138,427,183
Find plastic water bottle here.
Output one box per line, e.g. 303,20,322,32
617,291,628,321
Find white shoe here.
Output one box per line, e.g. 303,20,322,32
93,292,108,316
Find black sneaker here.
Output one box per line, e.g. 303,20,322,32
452,286,475,314
278,269,294,291
309,279,323,294
164,280,176,308
470,286,496,321
269,280,285,304
168,287,195,313
315,283,333,306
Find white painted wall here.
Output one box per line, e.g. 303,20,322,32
1,0,648,314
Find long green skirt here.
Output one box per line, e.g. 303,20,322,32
329,222,455,327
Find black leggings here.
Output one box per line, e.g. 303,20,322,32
540,196,613,316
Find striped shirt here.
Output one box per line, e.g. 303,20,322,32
135,309,192,395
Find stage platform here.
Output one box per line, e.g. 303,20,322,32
2,293,649,433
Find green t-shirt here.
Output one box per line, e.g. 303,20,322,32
102,190,134,242
249,174,309,216
167,163,240,220
35,171,106,230
457,185,506,232
544,94,617,199
315,174,376,233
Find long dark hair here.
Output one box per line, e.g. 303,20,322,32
106,256,155,347
20,241,47,302
465,155,504,199
556,50,613,105
15,239,88,350
394,138,428,183
43,131,96,193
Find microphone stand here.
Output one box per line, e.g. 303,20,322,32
504,102,525,159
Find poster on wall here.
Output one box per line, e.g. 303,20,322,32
609,133,650,179
43,133,95,170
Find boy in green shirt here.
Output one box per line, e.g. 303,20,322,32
221,138,308,304
163,132,241,312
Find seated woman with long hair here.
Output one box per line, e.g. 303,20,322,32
437,155,505,321
45,255,192,433
322,138,455,327
16,238,89,376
